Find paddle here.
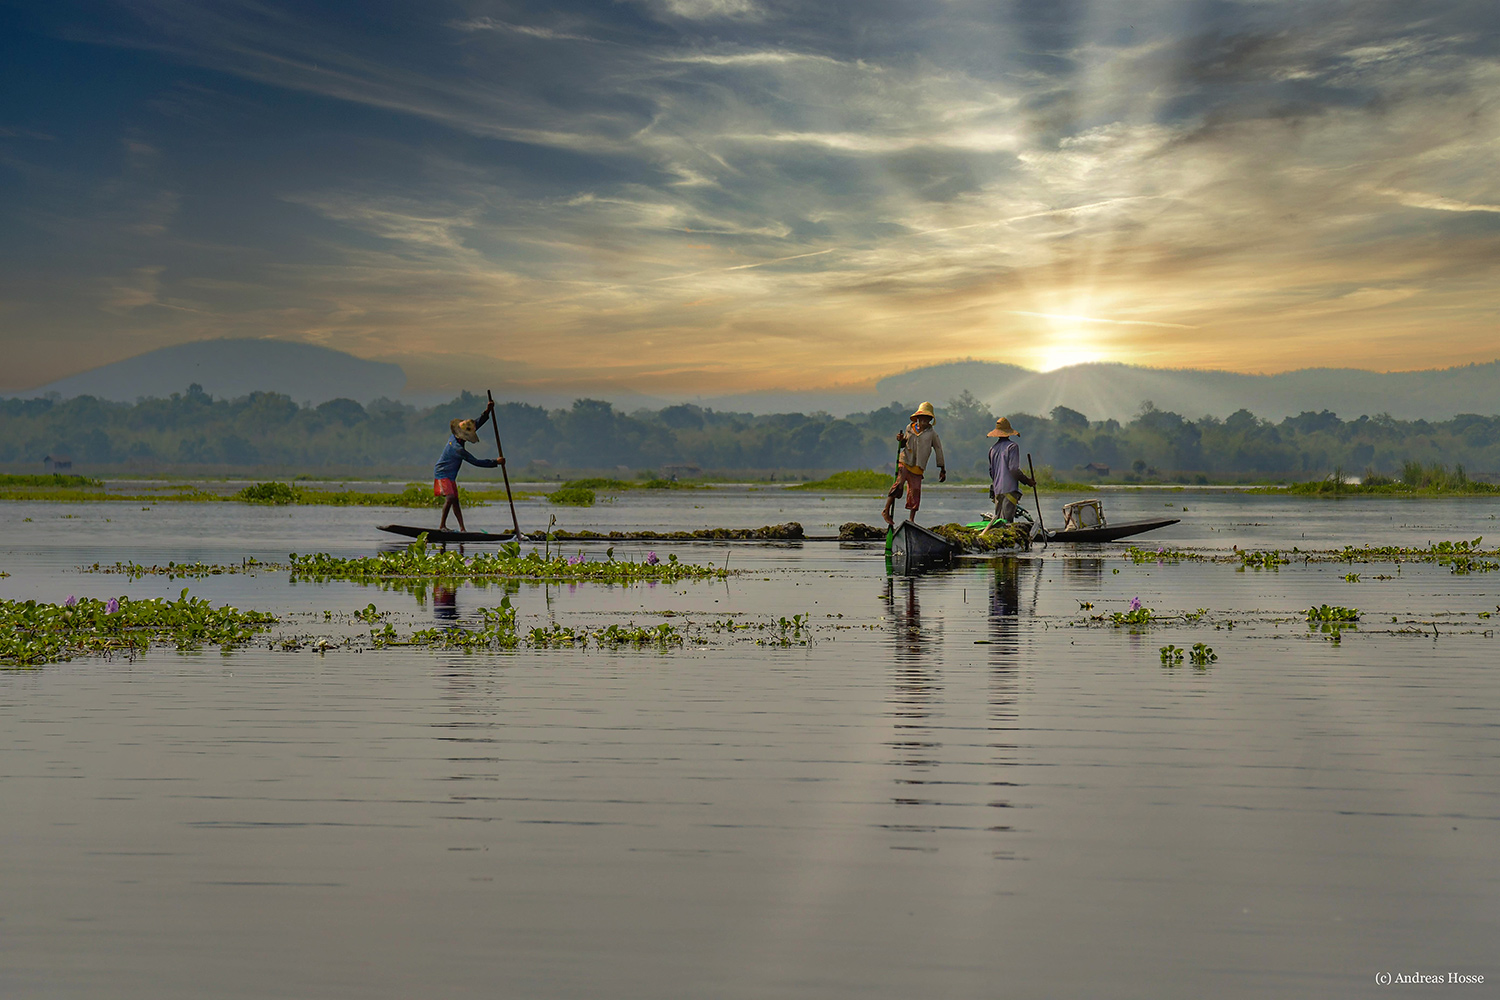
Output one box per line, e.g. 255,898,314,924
486,390,522,541
1027,453,1047,543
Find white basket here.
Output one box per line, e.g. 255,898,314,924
1061,499,1104,530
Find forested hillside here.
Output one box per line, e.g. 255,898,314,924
2,384,1497,481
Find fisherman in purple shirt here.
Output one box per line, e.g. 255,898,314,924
432,399,500,532
987,416,1033,523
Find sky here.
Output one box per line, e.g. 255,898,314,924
1,0,1498,397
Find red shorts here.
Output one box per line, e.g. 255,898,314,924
887,466,923,511
433,478,458,498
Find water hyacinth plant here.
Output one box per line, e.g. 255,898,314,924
288,535,725,585
1,589,277,666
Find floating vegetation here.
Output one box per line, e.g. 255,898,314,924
1274,462,1500,496
0,473,104,487
790,470,893,491
1125,545,1206,563
0,482,218,503
81,558,278,579
235,481,508,508
0,590,277,666
1306,604,1360,622
547,485,596,506
839,522,886,541
1111,598,1155,626
288,536,729,584
1344,572,1360,582
1237,549,1291,570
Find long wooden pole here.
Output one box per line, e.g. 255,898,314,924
1027,453,1047,542
487,390,522,540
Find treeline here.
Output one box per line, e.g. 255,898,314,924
1,384,1497,480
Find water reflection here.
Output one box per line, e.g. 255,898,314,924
881,575,932,662
433,583,459,621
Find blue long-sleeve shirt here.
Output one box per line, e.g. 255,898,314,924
434,438,498,480
433,409,498,480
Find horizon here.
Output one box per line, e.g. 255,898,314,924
3,2,1499,395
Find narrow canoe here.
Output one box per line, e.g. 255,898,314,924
963,516,1179,544
1043,517,1179,543
378,524,516,544
888,520,958,563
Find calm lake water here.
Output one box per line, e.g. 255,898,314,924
2,486,1497,998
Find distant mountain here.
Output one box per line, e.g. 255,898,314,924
876,360,1500,422
13,339,405,405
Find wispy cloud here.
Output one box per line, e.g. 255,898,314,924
3,0,1499,393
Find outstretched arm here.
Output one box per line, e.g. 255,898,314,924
458,446,499,469
474,399,495,431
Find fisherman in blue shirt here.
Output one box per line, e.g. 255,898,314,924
432,399,500,532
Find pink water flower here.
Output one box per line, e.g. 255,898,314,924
64,595,77,607
645,551,659,566
568,553,584,565
105,598,120,614
1128,596,1142,612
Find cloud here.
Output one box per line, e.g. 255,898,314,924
1372,188,1500,214
4,0,1499,393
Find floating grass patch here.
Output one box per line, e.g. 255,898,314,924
288,537,728,584
1125,545,1206,563
80,558,278,579
546,485,596,506
235,481,501,508
1,590,277,666
790,470,893,491
0,483,218,503
1237,549,1290,570
1261,463,1500,496
0,473,104,488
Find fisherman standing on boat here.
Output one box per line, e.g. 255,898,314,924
987,416,1033,524
882,401,946,525
434,399,500,533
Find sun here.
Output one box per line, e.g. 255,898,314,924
1033,337,1107,372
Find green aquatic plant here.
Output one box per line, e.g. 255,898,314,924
1306,604,1359,622
1237,549,1290,570
930,522,1032,552
1111,599,1156,626
790,470,893,491
1160,644,1184,664
288,537,728,584
235,481,502,508
1124,545,1205,563
0,590,277,666
237,481,298,504
80,558,276,579
547,485,596,506
0,473,104,487
1189,643,1216,666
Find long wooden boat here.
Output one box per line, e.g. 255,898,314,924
378,524,516,544
888,520,957,563
963,515,1179,544
1041,517,1179,543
